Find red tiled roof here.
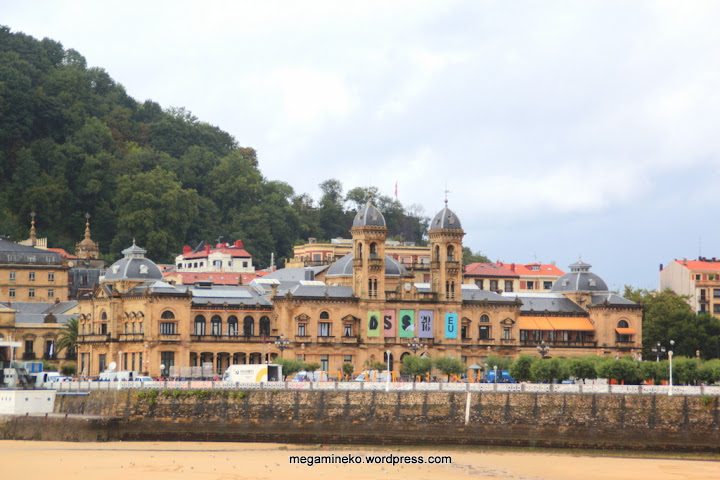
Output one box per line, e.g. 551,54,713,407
464,263,519,277
182,248,251,259
508,263,564,276
164,271,268,286
47,248,77,259
673,260,720,271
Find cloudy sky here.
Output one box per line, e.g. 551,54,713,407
5,1,720,291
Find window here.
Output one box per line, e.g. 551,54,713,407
48,272,55,282
526,281,535,290
344,323,353,337
25,339,34,354
489,280,498,291
519,330,528,341
321,354,329,371
228,316,238,336
9,272,15,281
28,288,35,298
161,310,175,320
160,352,175,376
475,279,484,289
194,315,206,335
98,354,106,373
319,322,331,337
344,355,353,364
243,316,254,336
504,280,513,292
714,289,720,298
213,260,222,268
243,261,248,268
446,280,455,300
160,322,177,335
479,325,490,340
368,278,378,298
48,289,54,298
714,304,720,314
259,316,271,336
100,323,107,334
9,288,15,298
29,272,35,282
211,315,222,335
503,327,511,340
479,314,490,323
461,325,469,339
298,323,307,336
543,281,553,290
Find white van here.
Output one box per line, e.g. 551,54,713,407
33,371,67,386
98,370,139,381
223,364,283,383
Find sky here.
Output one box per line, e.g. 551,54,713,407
4,1,720,291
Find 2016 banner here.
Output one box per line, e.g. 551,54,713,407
444,312,458,339
383,309,396,337
399,309,415,338
417,310,434,338
367,311,381,337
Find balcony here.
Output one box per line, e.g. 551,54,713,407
119,333,144,342
341,336,358,344
22,352,36,360
80,334,111,343
189,334,272,343
158,334,181,342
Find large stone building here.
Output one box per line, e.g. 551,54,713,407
75,201,642,378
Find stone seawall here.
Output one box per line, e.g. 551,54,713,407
3,390,720,451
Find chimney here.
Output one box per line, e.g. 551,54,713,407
205,244,211,255
183,245,192,254
511,263,515,272
683,258,687,266
659,263,663,271
234,240,243,248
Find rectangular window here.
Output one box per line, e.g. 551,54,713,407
543,281,553,290
343,323,353,337
48,289,54,298
489,280,498,291
9,271,15,281
29,272,35,282
321,354,329,371
519,330,528,341
9,288,15,298
98,354,106,373
479,325,490,340
318,322,331,337
100,323,108,335
504,280,513,292
160,322,177,335
160,352,175,376
714,289,720,298
298,323,307,336
461,325,469,339
527,281,535,290
242,262,248,268
48,272,55,282
503,327,511,340
344,355,353,364
714,304,720,314
28,288,35,298
475,279,484,289
211,321,222,335
25,339,34,354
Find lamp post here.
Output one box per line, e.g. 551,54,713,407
160,363,166,379
407,337,425,355
652,342,666,363
274,334,290,358
668,339,675,396
537,340,550,358
493,365,498,385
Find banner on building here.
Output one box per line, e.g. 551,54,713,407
367,311,381,337
445,312,458,339
399,309,415,338
417,310,434,338
383,309,396,337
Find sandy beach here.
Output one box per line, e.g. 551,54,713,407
1,441,719,480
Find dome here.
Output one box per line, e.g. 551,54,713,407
352,201,386,228
551,260,608,293
326,253,407,277
429,203,462,230
103,241,163,282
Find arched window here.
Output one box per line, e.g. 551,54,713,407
320,311,330,320
433,245,440,262
228,316,238,336
101,311,107,320
161,310,175,320
369,242,378,259
194,315,206,336
259,316,270,336
356,241,363,259
243,316,255,336
211,315,222,336
616,319,632,343
617,320,629,328
480,314,490,323
447,245,455,262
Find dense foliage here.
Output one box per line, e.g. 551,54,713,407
0,27,431,267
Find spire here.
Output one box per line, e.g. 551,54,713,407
84,212,92,240
76,212,100,260
29,211,37,246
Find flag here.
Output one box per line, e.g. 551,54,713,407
394,181,398,198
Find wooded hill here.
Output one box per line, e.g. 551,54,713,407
0,27,430,267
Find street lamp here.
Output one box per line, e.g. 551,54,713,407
537,340,550,358
274,334,290,358
493,365,498,384
407,337,425,354
668,339,675,396
652,342,666,363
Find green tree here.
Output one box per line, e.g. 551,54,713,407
433,356,467,381
697,359,720,385
401,355,433,381
530,358,561,383
509,355,536,382
55,317,78,359
303,362,321,373
274,358,304,380
672,357,699,385
60,364,77,377
597,358,639,384
341,362,354,380
462,247,491,265
567,356,597,383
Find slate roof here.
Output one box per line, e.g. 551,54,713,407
261,266,328,282
502,292,587,314
0,238,62,265
429,204,462,230
352,201,386,227
5,301,78,325
590,294,639,307
326,253,407,277
551,260,608,293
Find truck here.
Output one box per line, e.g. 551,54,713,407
222,364,283,383
483,370,516,383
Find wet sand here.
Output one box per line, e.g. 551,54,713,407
1,441,719,480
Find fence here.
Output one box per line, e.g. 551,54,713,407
47,380,720,396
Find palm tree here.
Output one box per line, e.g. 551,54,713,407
55,317,79,359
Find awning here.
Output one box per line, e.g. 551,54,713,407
548,317,595,331
519,316,596,331
518,317,555,330
615,327,637,334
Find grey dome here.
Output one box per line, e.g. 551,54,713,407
551,260,608,293
326,253,407,277
352,201,386,227
103,241,163,282
430,204,462,230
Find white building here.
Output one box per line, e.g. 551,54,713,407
175,240,255,274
